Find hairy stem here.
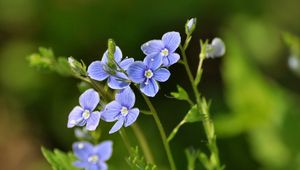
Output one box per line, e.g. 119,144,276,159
141,94,177,170
179,43,221,170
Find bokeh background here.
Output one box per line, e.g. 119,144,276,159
1,0,300,169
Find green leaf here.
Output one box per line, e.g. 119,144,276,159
170,85,191,103
127,146,157,170
185,105,202,123
28,47,74,76
168,105,203,142
41,147,79,170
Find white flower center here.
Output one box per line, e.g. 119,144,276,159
144,69,153,79
82,110,90,119
78,143,84,149
161,48,169,56
121,107,129,116
88,155,99,163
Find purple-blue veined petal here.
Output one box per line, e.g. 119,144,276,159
154,68,170,82
109,117,125,134
115,87,135,108
140,78,159,97
87,164,99,170
127,61,146,83
107,72,130,89
87,61,109,81
124,108,139,127
162,32,181,53
119,58,134,70
79,89,100,111
143,53,163,70
141,40,164,55
162,53,180,67
73,141,93,160
101,46,123,64
98,162,108,170
86,111,101,131
101,101,122,122
94,140,113,161
73,161,89,168
68,106,84,128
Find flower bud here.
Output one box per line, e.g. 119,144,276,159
185,18,197,35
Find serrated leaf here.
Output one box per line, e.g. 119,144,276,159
41,147,79,170
127,146,156,170
171,85,191,102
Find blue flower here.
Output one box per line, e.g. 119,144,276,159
127,54,170,97
67,89,101,131
101,87,139,134
73,141,113,170
87,46,134,89
141,31,181,67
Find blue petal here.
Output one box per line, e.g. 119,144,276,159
73,141,93,160
87,61,109,81
101,46,123,64
162,32,181,52
119,58,134,70
101,101,122,122
94,140,113,161
98,162,108,170
109,117,125,134
143,53,163,70
68,106,83,128
86,111,101,131
87,164,99,170
73,161,89,168
124,108,139,127
107,72,130,89
115,87,135,108
79,89,100,111
141,40,164,55
162,53,180,67
140,79,159,97
154,68,170,82
127,61,146,83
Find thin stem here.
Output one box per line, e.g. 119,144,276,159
119,128,132,154
141,94,177,170
131,123,155,164
179,42,221,169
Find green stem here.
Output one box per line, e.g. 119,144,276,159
179,43,221,169
119,128,132,154
131,123,155,164
141,94,177,170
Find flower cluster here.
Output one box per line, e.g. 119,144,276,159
68,31,181,133
67,31,181,170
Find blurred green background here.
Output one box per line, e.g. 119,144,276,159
1,0,300,169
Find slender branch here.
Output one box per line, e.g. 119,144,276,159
141,94,177,170
119,128,132,154
131,123,155,164
179,41,221,169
